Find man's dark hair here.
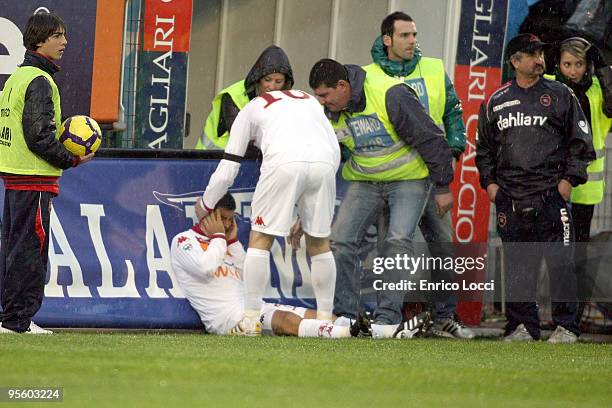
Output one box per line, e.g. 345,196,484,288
23,12,66,51
214,193,236,211
381,11,413,37
309,58,348,89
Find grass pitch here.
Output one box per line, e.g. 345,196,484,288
1,333,610,407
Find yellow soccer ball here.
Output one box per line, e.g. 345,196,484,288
59,115,102,156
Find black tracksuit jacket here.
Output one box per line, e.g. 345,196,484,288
476,77,595,200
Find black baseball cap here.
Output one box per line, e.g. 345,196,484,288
505,33,547,61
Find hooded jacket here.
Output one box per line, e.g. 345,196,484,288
369,36,466,158
199,46,294,150
549,40,612,120
218,46,294,137
548,45,612,205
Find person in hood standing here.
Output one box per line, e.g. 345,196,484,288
547,37,612,326
363,11,473,339
197,45,294,150
0,12,94,334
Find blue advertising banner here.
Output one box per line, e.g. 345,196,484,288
0,0,97,119
0,157,348,329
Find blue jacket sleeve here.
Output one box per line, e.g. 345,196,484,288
386,84,454,193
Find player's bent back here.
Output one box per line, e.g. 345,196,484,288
225,90,341,171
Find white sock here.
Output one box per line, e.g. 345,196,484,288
298,319,351,338
310,251,336,321
244,248,270,314
333,316,352,327
371,323,400,339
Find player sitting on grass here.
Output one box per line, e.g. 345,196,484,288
171,193,353,338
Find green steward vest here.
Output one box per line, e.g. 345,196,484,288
545,75,611,204
331,73,429,181
572,78,611,204
363,57,446,128
196,80,250,150
0,66,63,176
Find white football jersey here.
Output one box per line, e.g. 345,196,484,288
225,90,341,172
170,227,246,334
202,90,341,213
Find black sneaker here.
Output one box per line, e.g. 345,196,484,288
393,311,432,339
350,311,373,337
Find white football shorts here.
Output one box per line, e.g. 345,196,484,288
250,161,336,237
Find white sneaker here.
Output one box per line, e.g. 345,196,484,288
503,324,534,342
0,322,52,334
27,322,53,334
230,316,262,336
0,323,17,334
547,326,578,344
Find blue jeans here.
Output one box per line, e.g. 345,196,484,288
418,194,457,319
331,180,430,324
